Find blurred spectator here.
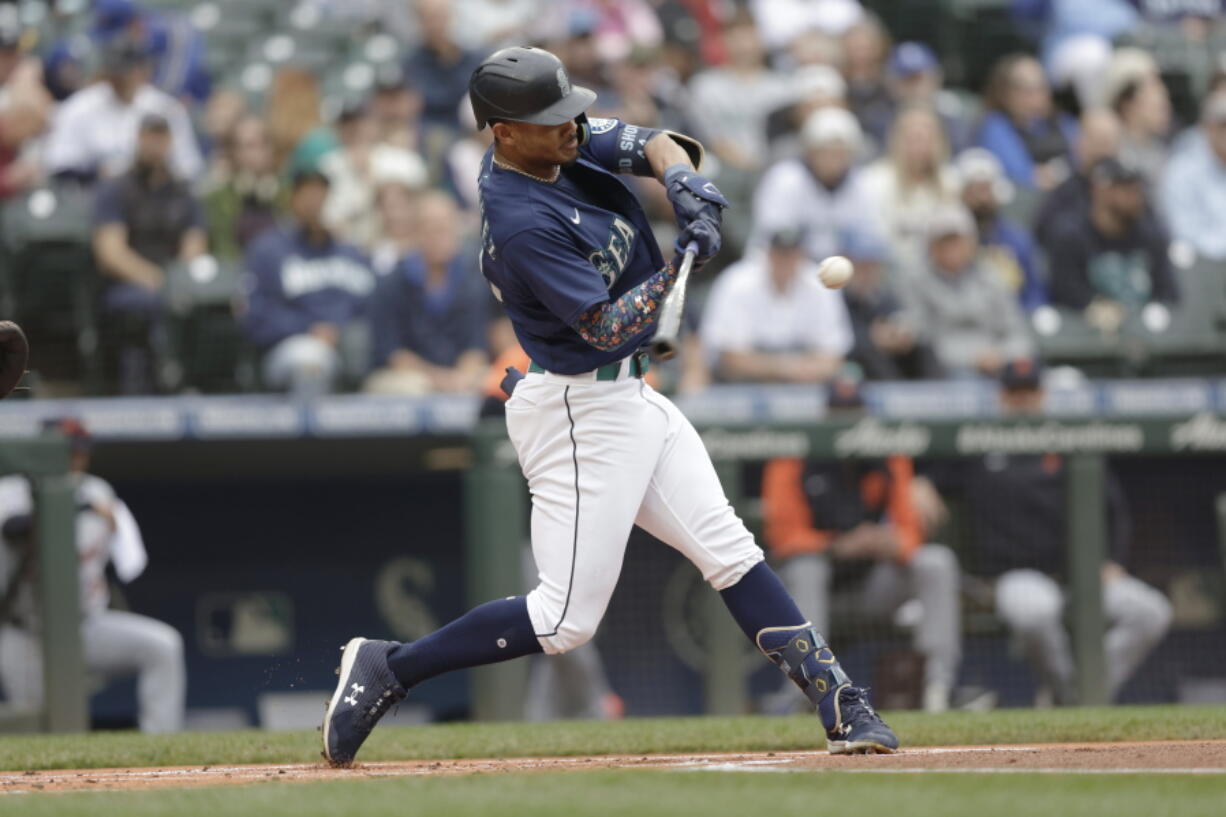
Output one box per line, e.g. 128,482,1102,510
452,0,542,50
764,64,846,159
370,67,424,153
1046,157,1178,322
0,22,51,199
1162,91,1226,260
897,205,1033,378
939,360,1172,703
91,0,211,104
41,34,90,102
977,53,1077,191
404,0,482,132
1034,108,1121,248
0,418,185,733
200,89,248,161
540,0,665,64
1013,0,1139,105
92,115,207,394
841,14,893,149
699,226,852,384
241,170,375,397
320,102,428,249
1109,61,1173,190
370,160,427,276
202,116,284,266
366,192,488,395
761,382,961,712
446,101,494,211
44,35,202,183
839,230,941,381
886,41,973,153
268,68,324,174
861,105,959,270
750,0,864,52
751,107,881,261
687,10,789,173
956,148,1046,311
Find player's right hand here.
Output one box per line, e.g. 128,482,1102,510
675,216,721,266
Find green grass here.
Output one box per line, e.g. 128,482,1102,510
1,705,1225,771
4,770,1226,817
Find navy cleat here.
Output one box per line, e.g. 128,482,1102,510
756,623,900,755
322,637,406,767
823,685,899,755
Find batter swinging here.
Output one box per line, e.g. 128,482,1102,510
322,46,898,764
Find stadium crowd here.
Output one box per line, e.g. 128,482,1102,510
0,0,1223,396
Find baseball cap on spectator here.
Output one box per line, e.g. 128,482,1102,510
1000,359,1042,391
92,0,141,37
790,64,846,103
839,229,889,263
100,33,150,72
42,417,93,451
954,147,1014,204
889,42,939,78
371,149,428,191
291,167,332,190
1090,156,1143,186
336,99,371,125
826,373,866,411
927,204,976,240
1103,47,1160,111
802,106,862,150
767,225,807,251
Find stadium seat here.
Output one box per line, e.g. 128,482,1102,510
162,257,247,393
1123,256,1226,375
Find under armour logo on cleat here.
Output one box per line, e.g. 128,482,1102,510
344,683,365,706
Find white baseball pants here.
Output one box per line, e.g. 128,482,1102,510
505,366,764,655
0,610,186,733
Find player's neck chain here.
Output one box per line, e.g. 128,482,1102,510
493,154,560,184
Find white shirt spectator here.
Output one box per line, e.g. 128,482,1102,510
751,0,864,50
749,158,880,260
42,81,202,181
452,0,542,49
701,252,853,364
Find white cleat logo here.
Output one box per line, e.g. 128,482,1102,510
344,683,365,706
571,208,581,224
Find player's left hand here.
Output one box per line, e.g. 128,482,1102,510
663,165,728,231
675,216,721,265
0,321,29,400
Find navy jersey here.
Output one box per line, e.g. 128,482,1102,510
478,118,665,374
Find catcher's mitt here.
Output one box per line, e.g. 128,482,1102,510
0,320,29,399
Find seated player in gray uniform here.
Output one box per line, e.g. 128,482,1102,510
0,418,185,732
935,361,1172,704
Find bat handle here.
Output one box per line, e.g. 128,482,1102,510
648,242,700,361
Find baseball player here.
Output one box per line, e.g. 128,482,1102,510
322,47,897,765
0,419,185,732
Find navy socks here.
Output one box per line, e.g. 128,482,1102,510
385,596,543,688
719,561,810,643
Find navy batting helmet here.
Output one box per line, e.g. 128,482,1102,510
469,47,596,142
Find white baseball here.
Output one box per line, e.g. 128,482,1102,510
817,255,854,289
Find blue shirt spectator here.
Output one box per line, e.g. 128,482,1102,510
1162,92,1226,261
92,0,212,104
365,192,489,394
977,54,1078,191
403,0,482,130
242,171,375,396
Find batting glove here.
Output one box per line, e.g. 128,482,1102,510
675,216,722,267
663,165,728,231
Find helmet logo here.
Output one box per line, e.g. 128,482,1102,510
556,66,570,97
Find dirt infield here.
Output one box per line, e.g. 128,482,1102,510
3,740,1224,793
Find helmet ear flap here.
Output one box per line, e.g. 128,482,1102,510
574,112,590,146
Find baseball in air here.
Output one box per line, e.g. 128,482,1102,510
817,255,854,289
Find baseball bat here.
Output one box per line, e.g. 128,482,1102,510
649,242,698,361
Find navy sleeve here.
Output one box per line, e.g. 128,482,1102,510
581,118,658,176
186,193,205,231
502,224,610,325
93,180,124,227
368,273,405,368
1046,224,1094,310
1145,221,1179,304
241,235,311,348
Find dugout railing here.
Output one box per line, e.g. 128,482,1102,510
0,432,88,733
